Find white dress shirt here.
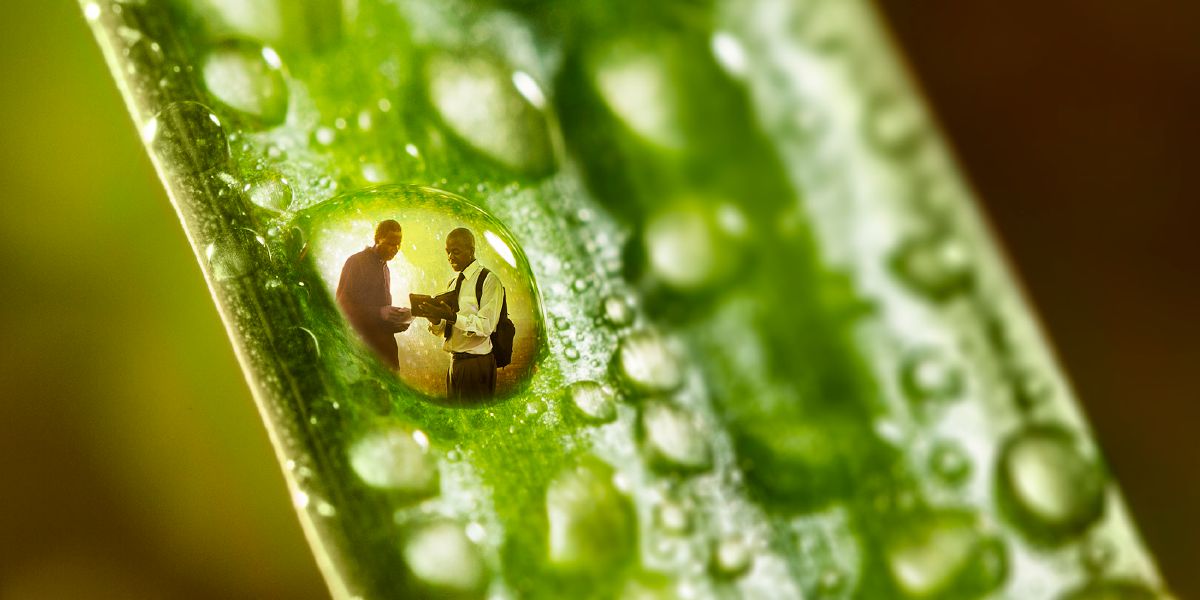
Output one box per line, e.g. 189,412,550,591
428,259,504,354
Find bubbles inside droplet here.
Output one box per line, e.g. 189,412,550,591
403,521,486,596
201,40,288,126
640,402,711,473
997,425,1106,544
567,381,617,423
348,426,439,499
616,330,683,394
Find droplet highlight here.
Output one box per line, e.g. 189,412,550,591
202,40,289,126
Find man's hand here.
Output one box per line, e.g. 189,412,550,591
426,300,456,323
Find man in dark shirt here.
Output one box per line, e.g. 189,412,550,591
336,220,411,369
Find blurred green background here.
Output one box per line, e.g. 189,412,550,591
0,1,1194,598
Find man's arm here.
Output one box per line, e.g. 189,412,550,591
451,272,503,338
336,256,394,327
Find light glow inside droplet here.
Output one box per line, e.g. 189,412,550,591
485,230,517,267
84,3,101,22
261,45,282,68
511,70,547,109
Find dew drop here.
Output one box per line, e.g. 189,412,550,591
711,32,748,77
712,534,753,578
591,38,685,150
546,458,635,572
884,511,1006,599
996,425,1106,544
603,294,634,327
403,521,486,596
1080,537,1114,575
425,52,554,174
145,101,230,173
655,500,692,535
315,126,335,146
890,233,973,301
349,426,439,499
616,330,683,394
900,349,964,403
201,41,288,126
568,381,616,423
864,92,926,154
928,441,971,486
640,401,711,473
205,235,254,281
564,346,580,361
247,172,293,212
645,203,735,291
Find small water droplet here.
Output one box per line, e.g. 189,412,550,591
201,41,288,126
553,315,569,330
616,330,683,394
900,349,965,403
247,172,293,212
997,425,1106,544
205,235,254,281
864,92,926,153
315,126,335,146
603,295,634,327
404,143,420,158
645,203,735,291
929,441,971,486
640,402,711,473
567,381,617,423
890,233,973,301
315,500,336,517
712,534,753,578
426,53,554,174
404,521,486,596
711,32,748,77
655,500,692,535
884,511,1007,598
546,458,635,572
564,346,580,361
1080,537,1114,574
349,426,439,499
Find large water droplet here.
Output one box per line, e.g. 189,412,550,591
996,425,1106,545
1058,580,1161,600
425,53,554,174
890,232,973,301
348,426,439,499
616,330,683,394
545,458,635,572
202,40,288,126
884,511,1007,599
145,101,230,173
567,380,617,423
644,202,738,291
640,401,711,473
403,521,486,597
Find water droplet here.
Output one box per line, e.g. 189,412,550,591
864,92,926,154
425,52,554,174
901,349,965,404
145,101,230,173
591,38,685,150
640,401,711,473
546,458,635,572
511,70,547,109
568,381,616,423
205,235,254,281
603,294,634,327
645,203,736,291
563,346,580,361
314,126,335,145
247,172,292,212
712,534,753,578
315,500,336,517
929,441,971,486
1058,580,1160,600
348,426,439,499
884,511,1007,599
890,233,973,301
655,500,691,535
403,521,486,596
201,41,288,126
616,330,683,394
997,425,1106,544
711,32,748,77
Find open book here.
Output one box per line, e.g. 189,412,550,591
409,289,458,319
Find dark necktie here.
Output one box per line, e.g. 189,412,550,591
444,272,465,340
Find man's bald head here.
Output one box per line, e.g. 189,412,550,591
445,227,477,272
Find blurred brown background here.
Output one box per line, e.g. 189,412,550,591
0,1,1194,598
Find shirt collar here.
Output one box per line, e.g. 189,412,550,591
460,259,482,279
364,246,385,263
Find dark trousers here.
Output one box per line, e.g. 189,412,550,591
448,352,496,401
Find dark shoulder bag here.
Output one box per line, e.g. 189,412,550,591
476,267,515,368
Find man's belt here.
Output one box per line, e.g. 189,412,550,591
452,351,492,360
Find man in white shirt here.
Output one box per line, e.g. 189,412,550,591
423,227,505,401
